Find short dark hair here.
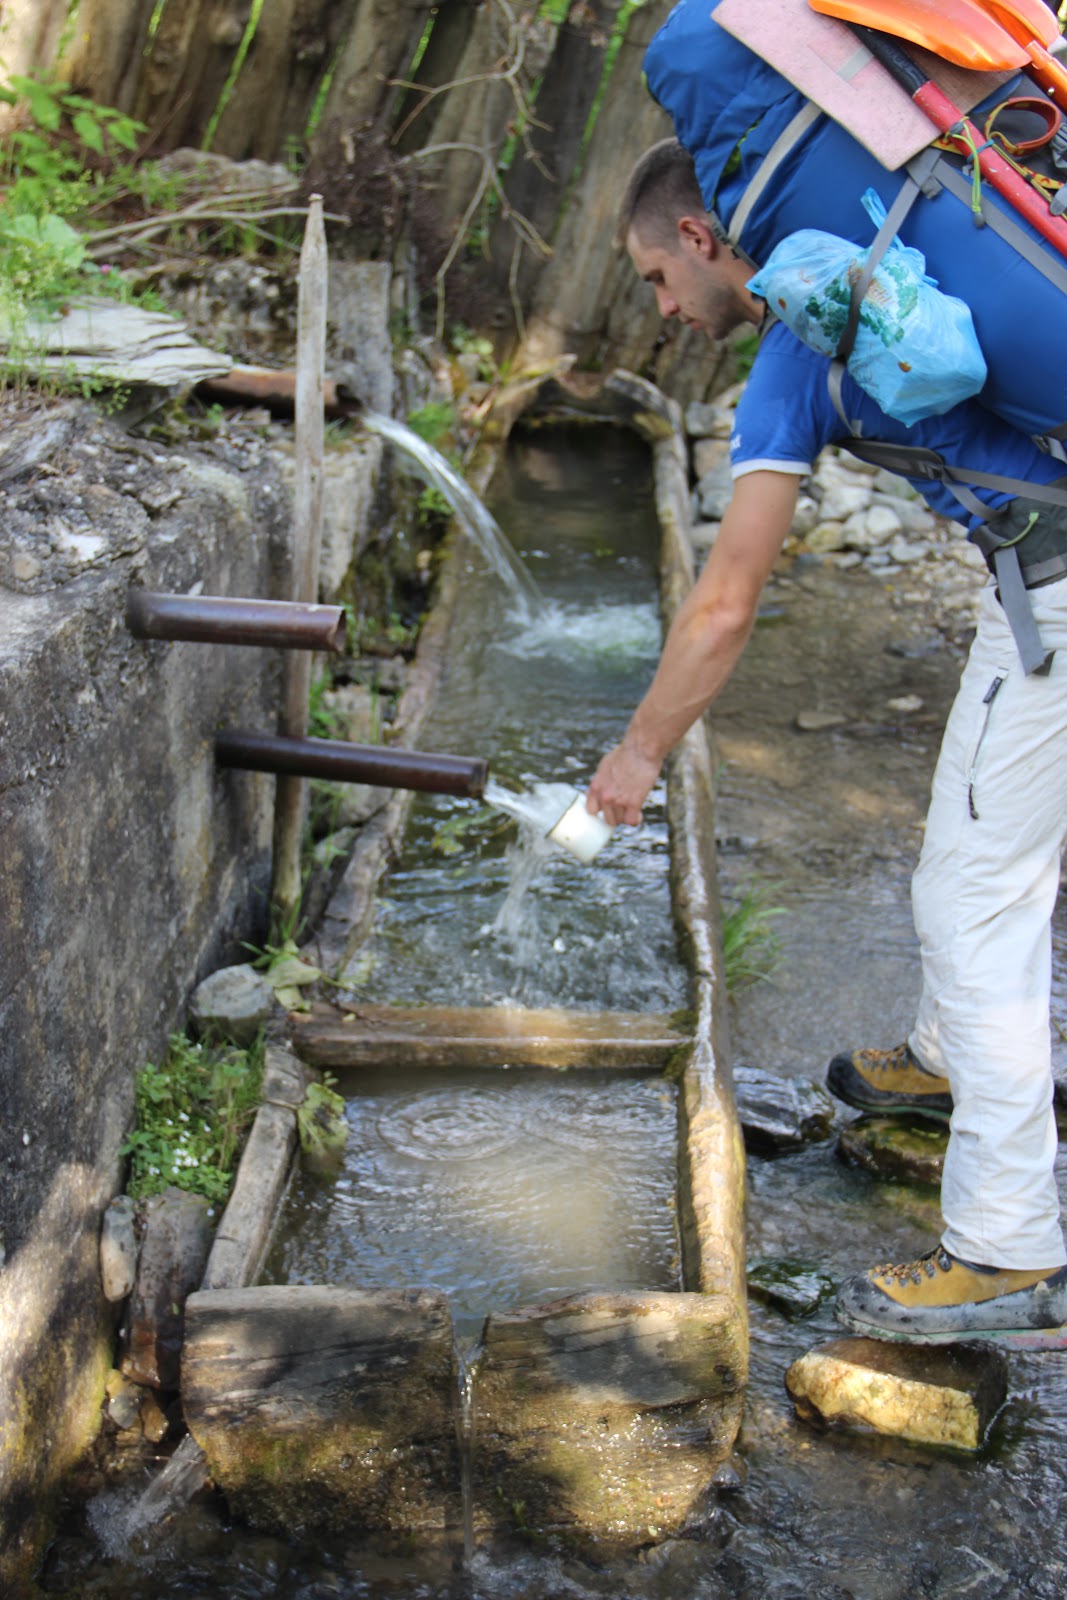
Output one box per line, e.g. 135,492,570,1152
614,138,708,250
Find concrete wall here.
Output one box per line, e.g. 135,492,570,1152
0,399,292,1583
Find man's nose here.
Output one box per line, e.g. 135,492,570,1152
655,285,679,319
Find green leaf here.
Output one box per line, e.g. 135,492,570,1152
72,112,104,154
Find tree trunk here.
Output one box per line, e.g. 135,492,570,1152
212,0,361,160
130,0,252,150
317,0,436,134
405,1,556,259
4,0,86,116
518,1,675,368
489,0,625,310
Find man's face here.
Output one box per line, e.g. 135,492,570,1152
627,219,748,340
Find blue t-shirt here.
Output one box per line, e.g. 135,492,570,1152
730,321,1065,529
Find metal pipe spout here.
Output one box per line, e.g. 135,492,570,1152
215,730,489,800
126,592,347,654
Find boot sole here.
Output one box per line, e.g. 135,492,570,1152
836,1307,1067,1348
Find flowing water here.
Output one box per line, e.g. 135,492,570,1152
41,432,1067,1599
362,412,542,617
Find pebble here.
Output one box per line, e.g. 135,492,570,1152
888,694,923,714
796,709,848,731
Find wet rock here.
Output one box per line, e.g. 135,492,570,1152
747,1257,837,1318
690,519,720,551
806,520,848,554
791,493,820,538
139,1390,171,1445
795,709,848,731
837,1116,947,1186
685,400,731,438
183,1285,461,1536
319,683,377,744
785,1336,1008,1450
694,459,734,520
842,503,901,552
104,1369,143,1432
297,1080,348,1176
189,963,275,1046
692,434,729,480
887,634,941,659
733,1065,835,1153
100,1194,139,1302
819,480,871,523
122,1187,214,1390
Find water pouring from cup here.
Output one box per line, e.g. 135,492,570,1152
483,778,613,863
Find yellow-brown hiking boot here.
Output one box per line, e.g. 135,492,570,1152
835,1245,1067,1343
826,1042,952,1123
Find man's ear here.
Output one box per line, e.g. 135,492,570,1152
677,214,717,259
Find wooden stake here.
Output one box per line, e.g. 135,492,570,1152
272,194,327,926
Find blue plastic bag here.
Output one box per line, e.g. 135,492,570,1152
746,189,987,425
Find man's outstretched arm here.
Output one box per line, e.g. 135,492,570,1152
587,470,800,825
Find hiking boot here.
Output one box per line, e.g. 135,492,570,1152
826,1041,952,1122
835,1246,1067,1343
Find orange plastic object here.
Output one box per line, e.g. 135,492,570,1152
979,0,1061,47
808,0,1030,70
977,0,1067,110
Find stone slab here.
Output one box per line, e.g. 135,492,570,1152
289,1001,688,1071
786,1335,1008,1450
182,1285,461,1537
838,1117,947,1187
472,1292,745,1545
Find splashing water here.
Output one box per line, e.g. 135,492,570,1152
483,776,578,837
362,412,543,617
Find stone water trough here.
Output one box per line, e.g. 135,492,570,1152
178,372,748,1551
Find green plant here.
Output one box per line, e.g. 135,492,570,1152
721,885,784,990
406,400,457,448
122,1032,264,1204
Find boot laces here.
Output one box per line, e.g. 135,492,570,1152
864,1042,910,1077
872,1246,954,1286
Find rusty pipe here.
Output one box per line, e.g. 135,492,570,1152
215,730,489,799
195,365,364,419
126,592,347,654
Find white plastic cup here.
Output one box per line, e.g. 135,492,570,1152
545,793,613,864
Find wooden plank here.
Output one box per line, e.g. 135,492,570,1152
289,1001,689,1071
472,1291,745,1543
272,196,327,922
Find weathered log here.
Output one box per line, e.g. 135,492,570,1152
200,1046,305,1292
182,1284,462,1536
289,1001,689,1071
472,1292,745,1545
122,1188,214,1390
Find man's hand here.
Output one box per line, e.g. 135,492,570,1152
587,739,661,827
584,470,800,828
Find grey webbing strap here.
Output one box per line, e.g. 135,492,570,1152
727,101,822,249
994,545,1054,674
836,175,924,365
828,173,927,432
